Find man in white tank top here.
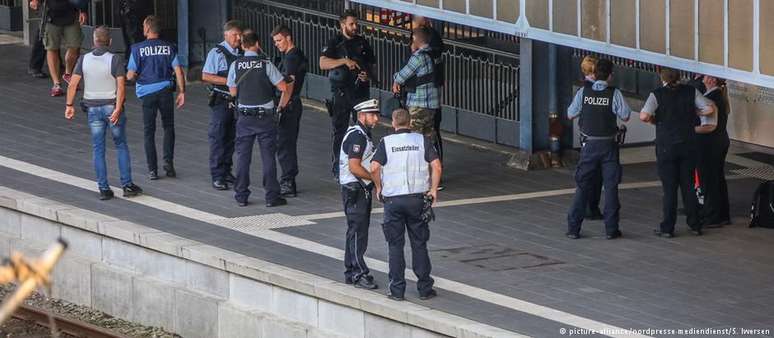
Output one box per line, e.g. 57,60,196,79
65,26,142,201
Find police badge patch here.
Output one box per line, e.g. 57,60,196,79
352,144,361,153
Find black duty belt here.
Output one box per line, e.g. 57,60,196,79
238,107,274,118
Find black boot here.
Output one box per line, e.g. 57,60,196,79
163,161,176,178
280,180,297,197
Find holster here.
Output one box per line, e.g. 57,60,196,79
207,86,234,107
615,125,628,145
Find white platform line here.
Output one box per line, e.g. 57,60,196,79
0,155,651,337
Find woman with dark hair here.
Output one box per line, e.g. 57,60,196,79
697,75,731,227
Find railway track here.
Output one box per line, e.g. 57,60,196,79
12,304,129,338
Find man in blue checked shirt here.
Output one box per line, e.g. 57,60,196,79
126,15,186,181
392,28,440,142
565,59,631,241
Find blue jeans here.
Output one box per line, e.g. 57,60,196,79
88,105,133,190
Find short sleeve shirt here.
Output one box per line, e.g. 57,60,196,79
226,51,284,109
203,41,240,75
280,48,307,97
73,48,125,107
342,127,370,160
372,130,439,165
321,34,375,64
641,85,715,116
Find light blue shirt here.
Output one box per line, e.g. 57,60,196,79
226,51,284,109
202,41,240,75
567,80,631,121
127,53,180,98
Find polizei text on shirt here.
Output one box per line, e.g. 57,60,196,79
583,96,610,106
237,60,265,70
139,45,172,57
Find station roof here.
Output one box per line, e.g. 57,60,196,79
353,0,774,89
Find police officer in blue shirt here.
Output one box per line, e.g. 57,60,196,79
566,59,631,240
202,20,243,191
227,30,290,208
126,15,186,181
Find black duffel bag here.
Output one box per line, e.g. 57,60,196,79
750,180,774,228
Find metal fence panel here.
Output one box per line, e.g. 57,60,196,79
233,0,519,122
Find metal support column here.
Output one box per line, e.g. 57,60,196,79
519,38,533,153
177,0,189,67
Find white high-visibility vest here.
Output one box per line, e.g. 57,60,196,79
339,124,375,186
82,51,117,101
380,132,430,197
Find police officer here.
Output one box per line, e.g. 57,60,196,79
319,9,376,180
127,15,186,180
697,75,731,227
565,59,631,240
579,55,604,220
640,68,716,238
202,20,243,191
339,99,381,290
227,30,290,208
271,24,308,198
371,108,442,301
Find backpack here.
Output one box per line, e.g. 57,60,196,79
750,180,774,228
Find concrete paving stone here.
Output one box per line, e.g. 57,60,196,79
174,289,220,338
52,255,92,306
131,277,176,330
217,304,263,338
139,230,199,256
318,299,366,338
271,285,319,327
410,327,452,338
364,313,411,338
97,220,161,245
16,197,72,222
181,243,249,271
19,214,61,245
0,207,22,238
61,226,103,261
261,316,309,338
56,208,117,233
185,260,230,299
102,237,186,284
228,274,273,312
91,264,134,319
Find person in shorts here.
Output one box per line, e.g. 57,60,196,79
29,0,87,96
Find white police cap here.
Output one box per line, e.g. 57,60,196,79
353,99,380,114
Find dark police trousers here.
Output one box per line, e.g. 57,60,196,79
234,111,281,203
141,88,175,172
382,194,434,298
342,182,373,282
567,139,622,235
330,88,368,177
697,134,730,225
278,97,303,183
657,142,701,233
208,101,236,182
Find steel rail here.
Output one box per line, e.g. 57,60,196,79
12,304,131,338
